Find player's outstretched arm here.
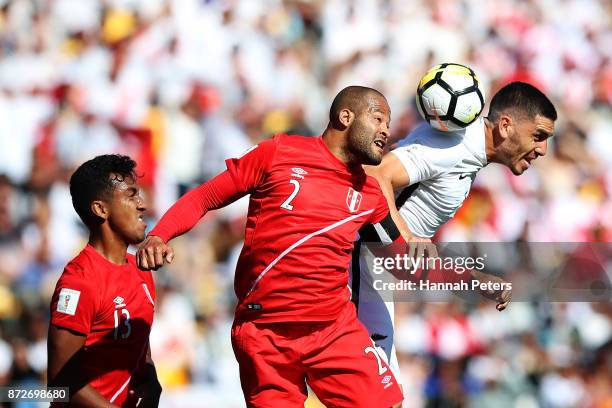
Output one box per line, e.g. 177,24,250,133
48,325,120,408
137,170,242,270
365,154,416,242
139,139,277,271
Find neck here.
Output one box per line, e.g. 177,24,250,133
483,118,497,163
322,126,360,169
88,229,128,265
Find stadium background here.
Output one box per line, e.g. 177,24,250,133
0,0,610,406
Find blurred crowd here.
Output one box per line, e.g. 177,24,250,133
0,0,610,406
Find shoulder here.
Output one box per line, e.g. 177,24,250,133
264,134,321,166
396,123,465,150
393,123,468,170
61,249,96,280
364,171,382,188
54,249,100,297
233,133,315,159
461,118,487,154
272,133,318,148
60,261,87,282
363,173,385,200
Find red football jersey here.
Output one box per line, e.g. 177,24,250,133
50,245,156,407
226,134,389,322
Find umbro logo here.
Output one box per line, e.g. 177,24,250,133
291,167,307,175
291,167,308,179
113,296,126,308
381,375,394,389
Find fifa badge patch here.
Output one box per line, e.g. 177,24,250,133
57,288,81,316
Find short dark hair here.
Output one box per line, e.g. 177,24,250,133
329,86,385,128
488,82,557,123
69,154,137,226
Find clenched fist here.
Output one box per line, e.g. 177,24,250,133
136,235,174,271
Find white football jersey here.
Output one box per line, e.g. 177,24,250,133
391,118,487,238
353,118,488,380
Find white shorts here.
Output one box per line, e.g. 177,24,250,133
350,243,401,383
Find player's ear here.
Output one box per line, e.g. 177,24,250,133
497,114,513,140
91,200,109,221
338,108,354,129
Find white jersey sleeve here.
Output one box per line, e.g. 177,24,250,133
392,144,435,184
391,122,470,186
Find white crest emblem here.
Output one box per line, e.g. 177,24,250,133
346,188,362,213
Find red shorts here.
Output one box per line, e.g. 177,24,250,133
231,303,403,408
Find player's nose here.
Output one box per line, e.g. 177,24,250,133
136,196,147,212
379,125,389,140
535,139,548,157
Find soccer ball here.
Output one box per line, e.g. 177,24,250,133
416,63,485,132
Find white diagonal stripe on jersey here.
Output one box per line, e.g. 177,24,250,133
245,209,375,297
110,375,131,403
109,338,149,404
142,283,155,306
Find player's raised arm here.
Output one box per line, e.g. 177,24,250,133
365,154,416,242
137,170,242,270
138,139,278,270
366,138,446,244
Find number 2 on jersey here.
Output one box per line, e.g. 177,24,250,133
365,346,388,376
280,179,301,211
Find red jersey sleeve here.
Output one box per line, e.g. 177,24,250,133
149,171,241,242
149,138,278,243
225,138,278,194
50,264,99,335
